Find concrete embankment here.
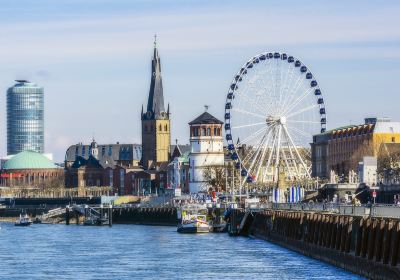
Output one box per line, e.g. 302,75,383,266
112,207,178,226
229,209,400,280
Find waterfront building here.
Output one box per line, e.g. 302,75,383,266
358,156,377,186
167,151,190,193
311,117,400,180
64,139,171,195
141,39,171,169
0,150,63,187
7,80,44,155
188,111,224,193
65,140,142,168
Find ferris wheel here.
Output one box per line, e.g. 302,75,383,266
224,52,326,185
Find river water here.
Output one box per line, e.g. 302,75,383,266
0,223,363,280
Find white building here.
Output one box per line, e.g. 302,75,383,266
358,156,377,186
188,111,224,193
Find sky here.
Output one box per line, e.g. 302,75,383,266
0,0,399,162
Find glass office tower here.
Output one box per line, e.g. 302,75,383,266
7,80,44,155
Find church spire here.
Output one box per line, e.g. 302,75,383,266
145,35,166,120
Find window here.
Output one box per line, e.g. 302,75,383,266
159,124,162,131
392,137,396,143
202,128,206,136
144,125,148,132
102,146,105,156
82,146,85,156
207,128,211,136
217,128,220,136
165,124,168,131
108,146,112,156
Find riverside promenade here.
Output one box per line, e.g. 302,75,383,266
228,202,400,280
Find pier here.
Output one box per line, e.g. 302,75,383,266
227,203,400,280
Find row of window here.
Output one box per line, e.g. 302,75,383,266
192,127,221,137
144,124,169,132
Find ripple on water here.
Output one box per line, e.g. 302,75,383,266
0,223,365,280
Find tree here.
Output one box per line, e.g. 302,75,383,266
202,165,227,192
377,150,400,184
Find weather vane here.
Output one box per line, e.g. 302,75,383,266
204,105,209,111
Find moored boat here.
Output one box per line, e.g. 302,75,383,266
15,213,32,227
177,204,211,233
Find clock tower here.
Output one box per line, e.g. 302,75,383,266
141,37,171,169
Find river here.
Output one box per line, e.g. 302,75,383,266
0,223,363,279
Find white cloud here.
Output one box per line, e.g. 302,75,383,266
0,6,399,63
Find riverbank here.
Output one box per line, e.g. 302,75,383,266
228,209,400,280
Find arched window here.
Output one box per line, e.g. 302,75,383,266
217,128,220,136
159,124,162,131
207,128,211,136
165,124,168,131
202,128,206,136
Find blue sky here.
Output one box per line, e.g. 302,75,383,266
1,0,399,162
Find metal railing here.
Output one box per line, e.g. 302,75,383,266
246,202,400,219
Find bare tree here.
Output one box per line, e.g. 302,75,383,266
202,165,227,192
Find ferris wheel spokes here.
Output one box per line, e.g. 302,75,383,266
224,52,326,185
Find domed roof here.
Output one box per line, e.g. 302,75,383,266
3,150,57,170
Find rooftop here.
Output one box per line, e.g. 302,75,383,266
189,112,223,125
2,150,58,170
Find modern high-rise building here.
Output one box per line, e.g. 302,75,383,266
7,80,44,155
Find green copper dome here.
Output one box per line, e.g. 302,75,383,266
3,150,57,170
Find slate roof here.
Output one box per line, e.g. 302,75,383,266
170,144,190,159
145,43,166,119
71,155,102,169
189,112,223,125
65,143,142,168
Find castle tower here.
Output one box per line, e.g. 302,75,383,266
188,110,224,193
141,37,170,169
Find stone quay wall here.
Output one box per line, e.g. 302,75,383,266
113,207,178,226
230,209,400,280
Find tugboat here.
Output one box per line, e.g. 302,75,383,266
15,212,32,227
177,204,211,233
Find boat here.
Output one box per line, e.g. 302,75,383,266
177,204,211,233
15,213,32,227
211,203,228,233
32,217,42,224
83,217,109,226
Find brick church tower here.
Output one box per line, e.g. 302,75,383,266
141,38,170,169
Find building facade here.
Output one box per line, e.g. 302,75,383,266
0,150,63,187
7,80,44,155
141,40,170,169
312,117,400,179
167,150,190,194
188,111,224,193
65,140,142,168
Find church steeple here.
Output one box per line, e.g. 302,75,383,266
144,35,166,120
141,37,171,169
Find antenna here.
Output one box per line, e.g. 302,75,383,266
154,34,157,48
